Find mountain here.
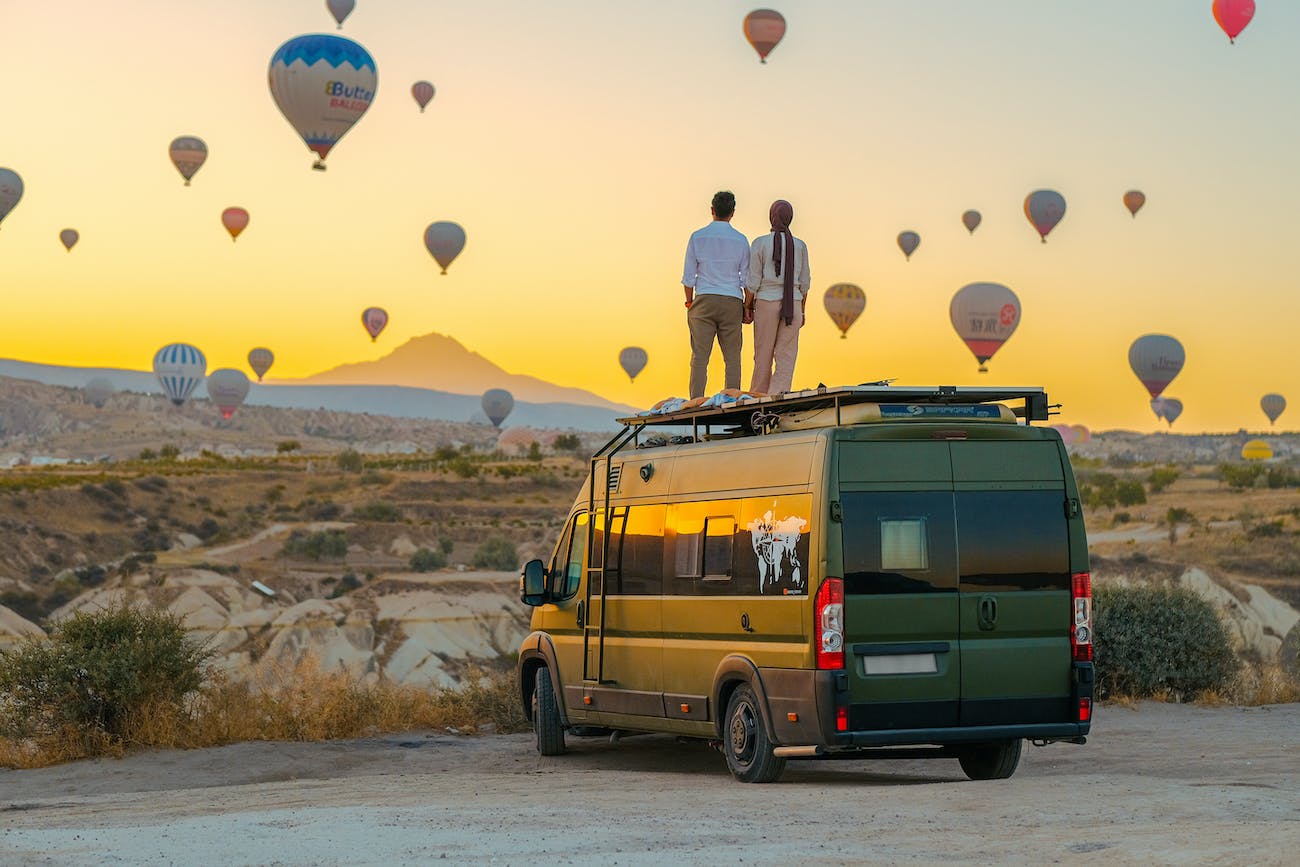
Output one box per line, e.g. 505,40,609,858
296,333,625,409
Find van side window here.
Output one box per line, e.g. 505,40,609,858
551,512,588,601
607,505,665,596
703,517,735,579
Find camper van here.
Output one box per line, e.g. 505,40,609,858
517,385,1093,783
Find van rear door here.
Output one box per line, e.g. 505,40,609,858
838,441,960,729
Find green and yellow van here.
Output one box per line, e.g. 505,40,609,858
518,386,1094,782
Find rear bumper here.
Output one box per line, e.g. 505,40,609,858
830,722,1088,748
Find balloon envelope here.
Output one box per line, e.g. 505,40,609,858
207,368,251,420
1261,393,1286,425
248,348,275,381
0,168,23,227
168,136,207,185
1129,334,1184,399
268,34,376,170
743,9,786,63
619,347,648,382
1024,189,1066,242
950,282,1021,371
153,343,207,406
823,283,866,339
961,210,981,234
412,80,435,111
1213,0,1255,43
59,229,79,251
84,378,114,408
481,388,514,428
1123,190,1146,217
1070,424,1091,443
1241,439,1272,461
1050,424,1076,446
424,221,466,273
361,307,388,341
1161,398,1184,426
897,231,920,260
327,0,355,28
221,207,249,240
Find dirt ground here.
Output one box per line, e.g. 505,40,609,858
1,702,1297,865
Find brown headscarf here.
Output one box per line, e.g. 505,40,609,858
769,200,796,325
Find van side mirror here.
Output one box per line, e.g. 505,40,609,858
520,559,549,606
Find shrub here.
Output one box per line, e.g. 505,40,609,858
282,530,349,561
1147,467,1180,493
0,604,211,744
159,444,180,461
1114,480,1147,507
335,449,364,473
1166,507,1194,525
276,440,301,454
553,433,581,452
439,537,454,556
1093,584,1238,700
1220,463,1263,489
328,573,362,598
449,458,480,479
1247,521,1284,539
409,548,446,572
527,442,543,462
138,448,156,461
473,536,518,571
352,501,403,522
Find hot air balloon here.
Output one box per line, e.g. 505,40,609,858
423,221,466,274
950,282,1021,373
1129,334,1184,399
361,306,388,341
1150,397,1169,422
153,343,207,407
248,348,275,381
619,347,648,382
1070,424,1091,444
823,283,866,339
897,231,920,261
1161,398,1184,426
412,80,435,112
221,207,249,241
168,136,208,186
1050,424,1077,446
1241,439,1272,461
481,388,514,429
961,210,981,234
327,0,355,28
268,34,376,171
1213,0,1255,44
84,378,114,408
1261,393,1286,426
743,9,786,63
59,229,79,251
0,168,23,228
1024,189,1066,242
1123,190,1146,218
207,369,251,420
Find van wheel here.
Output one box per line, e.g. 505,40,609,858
533,667,565,756
723,685,786,783
958,739,1022,780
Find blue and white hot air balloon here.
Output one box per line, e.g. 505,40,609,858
268,34,376,171
0,168,23,228
153,343,207,406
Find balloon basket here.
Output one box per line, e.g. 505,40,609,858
312,160,327,172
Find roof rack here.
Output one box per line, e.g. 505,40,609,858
615,384,1052,436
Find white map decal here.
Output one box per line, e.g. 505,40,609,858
748,506,809,594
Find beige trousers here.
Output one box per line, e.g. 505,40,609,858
687,294,743,398
749,299,802,395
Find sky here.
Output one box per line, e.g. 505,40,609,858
2,0,1298,433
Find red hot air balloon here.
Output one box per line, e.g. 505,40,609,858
412,81,435,112
1123,190,1146,217
1212,0,1255,44
221,207,249,241
743,10,786,63
361,306,388,341
950,282,1021,373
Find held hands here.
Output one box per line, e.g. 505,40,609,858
743,305,755,325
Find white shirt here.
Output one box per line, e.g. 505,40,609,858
748,233,810,303
682,220,750,300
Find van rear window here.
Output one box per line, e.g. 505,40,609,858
955,491,1068,591
841,493,957,595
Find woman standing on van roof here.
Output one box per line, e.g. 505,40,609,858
747,200,810,395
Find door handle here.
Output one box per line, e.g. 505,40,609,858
978,595,998,631
576,600,584,629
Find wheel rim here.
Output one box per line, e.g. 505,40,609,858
729,699,758,767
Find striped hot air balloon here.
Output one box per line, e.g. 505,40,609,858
153,343,207,406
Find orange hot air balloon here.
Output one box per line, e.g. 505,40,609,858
221,207,249,241
1123,190,1146,218
743,9,786,63
1213,0,1255,44
823,283,866,339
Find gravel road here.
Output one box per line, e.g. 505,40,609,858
2,702,1297,865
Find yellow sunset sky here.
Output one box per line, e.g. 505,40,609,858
2,1,1297,432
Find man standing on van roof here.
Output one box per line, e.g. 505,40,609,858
681,191,753,399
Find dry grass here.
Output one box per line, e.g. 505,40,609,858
1103,661,1300,709
0,658,528,770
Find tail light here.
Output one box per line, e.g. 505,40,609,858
1078,698,1092,722
815,577,844,670
1071,572,1092,662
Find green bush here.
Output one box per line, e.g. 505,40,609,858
335,449,364,473
352,501,403,522
1220,463,1263,489
1147,467,1180,493
276,440,301,454
0,604,211,741
438,537,454,556
553,434,581,452
282,530,349,561
1093,584,1238,700
473,536,518,571
409,548,446,572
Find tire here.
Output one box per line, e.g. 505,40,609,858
723,684,786,783
958,739,1022,780
533,666,565,756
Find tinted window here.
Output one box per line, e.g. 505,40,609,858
605,506,665,596
956,491,1068,591
667,496,812,597
841,492,957,595
559,512,588,599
